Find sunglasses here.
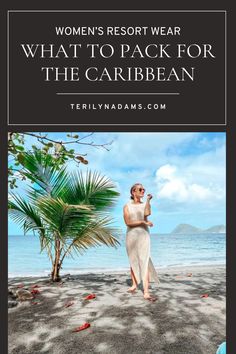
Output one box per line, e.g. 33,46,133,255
136,188,145,192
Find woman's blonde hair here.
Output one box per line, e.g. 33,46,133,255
130,183,142,199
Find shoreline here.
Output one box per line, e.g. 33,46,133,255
9,264,225,354
8,262,226,280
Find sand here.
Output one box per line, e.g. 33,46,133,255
8,265,226,354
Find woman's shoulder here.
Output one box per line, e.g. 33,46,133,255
123,200,134,209
124,200,145,207
124,200,131,207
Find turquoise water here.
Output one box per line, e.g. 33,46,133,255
8,233,226,277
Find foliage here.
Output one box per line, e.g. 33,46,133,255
8,132,113,189
8,149,120,281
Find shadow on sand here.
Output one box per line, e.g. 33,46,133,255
8,268,225,354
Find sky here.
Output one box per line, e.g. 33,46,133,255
8,132,226,235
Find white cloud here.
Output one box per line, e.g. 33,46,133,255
155,161,225,207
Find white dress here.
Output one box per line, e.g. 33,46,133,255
125,200,159,285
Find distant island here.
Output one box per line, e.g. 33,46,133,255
171,224,226,234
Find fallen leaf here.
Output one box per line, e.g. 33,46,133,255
31,285,40,288
72,323,90,332
17,284,24,288
64,301,74,308
84,294,96,300
200,294,209,298
187,273,192,277
31,302,39,305
31,289,40,295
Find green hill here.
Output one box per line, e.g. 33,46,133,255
171,224,202,234
204,225,226,233
171,223,226,234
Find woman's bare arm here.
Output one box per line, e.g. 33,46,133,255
144,194,152,216
144,215,153,227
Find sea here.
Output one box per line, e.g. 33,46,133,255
8,233,226,278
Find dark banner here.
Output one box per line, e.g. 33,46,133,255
8,11,226,126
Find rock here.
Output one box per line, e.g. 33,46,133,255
8,288,13,295
66,277,75,281
8,288,18,299
16,289,34,301
8,287,17,295
8,300,18,308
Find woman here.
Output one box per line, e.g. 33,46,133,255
123,183,159,301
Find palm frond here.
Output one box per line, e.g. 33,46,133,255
19,150,69,195
8,193,53,260
60,216,120,262
36,196,93,237
57,170,119,210
8,193,44,235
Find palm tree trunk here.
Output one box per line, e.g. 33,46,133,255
51,238,61,282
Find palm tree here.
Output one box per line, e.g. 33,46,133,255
8,150,120,281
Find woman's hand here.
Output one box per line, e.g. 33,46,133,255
147,194,153,201
144,221,153,227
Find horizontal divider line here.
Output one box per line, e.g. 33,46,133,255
56,92,180,95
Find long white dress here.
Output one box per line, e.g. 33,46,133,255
125,200,159,285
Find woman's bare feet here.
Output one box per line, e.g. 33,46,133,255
127,285,137,293
143,292,157,301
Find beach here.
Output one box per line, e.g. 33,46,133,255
8,264,225,354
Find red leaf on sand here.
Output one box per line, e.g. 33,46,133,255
31,289,40,295
17,283,24,288
64,301,74,308
200,293,209,298
84,294,96,300
31,302,39,305
72,323,90,332
31,285,40,288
